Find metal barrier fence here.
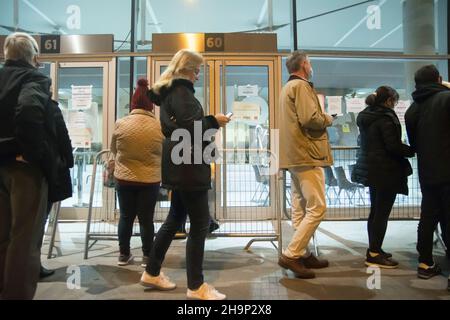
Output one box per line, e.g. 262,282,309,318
83,150,282,259
283,147,421,220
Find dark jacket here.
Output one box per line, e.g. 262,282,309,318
46,99,74,202
352,105,414,195
405,83,450,186
0,59,51,171
148,79,219,191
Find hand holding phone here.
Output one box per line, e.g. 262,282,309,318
226,112,234,119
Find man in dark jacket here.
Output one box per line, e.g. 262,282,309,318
405,64,450,280
0,33,51,299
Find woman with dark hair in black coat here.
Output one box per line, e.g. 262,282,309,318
352,86,414,268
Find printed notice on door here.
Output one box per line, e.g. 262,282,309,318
345,98,366,114
326,96,343,116
72,85,93,109
68,111,92,148
238,85,259,97
232,102,260,122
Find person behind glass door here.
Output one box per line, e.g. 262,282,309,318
141,49,230,300
352,86,414,269
278,51,334,279
405,65,450,281
110,79,163,267
0,32,51,299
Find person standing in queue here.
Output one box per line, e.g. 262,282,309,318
0,32,51,299
405,65,450,281
140,49,230,300
278,51,334,279
352,86,414,268
111,79,163,268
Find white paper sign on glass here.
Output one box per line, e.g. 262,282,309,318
395,100,411,125
71,85,93,109
232,101,260,122
326,96,343,115
346,98,366,114
69,128,92,148
238,85,259,97
68,111,92,148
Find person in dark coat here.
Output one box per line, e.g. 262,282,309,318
0,32,51,299
39,98,74,278
352,86,414,269
139,49,230,300
405,65,450,280
46,99,74,204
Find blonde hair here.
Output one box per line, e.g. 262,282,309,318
152,49,204,93
4,32,39,66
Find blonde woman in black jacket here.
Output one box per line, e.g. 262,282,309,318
352,86,414,269
139,49,230,300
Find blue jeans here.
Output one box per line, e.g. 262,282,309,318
116,184,160,257
147,190,210,290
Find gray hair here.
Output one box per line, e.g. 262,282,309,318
4,32,39,65
286,51,308,74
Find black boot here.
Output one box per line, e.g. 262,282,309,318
40,265,55,279
209,219,220,233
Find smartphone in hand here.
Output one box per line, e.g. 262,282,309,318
226,112,234,119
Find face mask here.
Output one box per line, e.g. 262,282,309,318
309,67,314,80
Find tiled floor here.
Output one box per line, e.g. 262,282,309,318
35,221,450,300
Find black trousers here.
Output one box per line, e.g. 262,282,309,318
147,190,210,290
0,162,48,300
368,187,397,253
116,184,160,257
417,183,450,265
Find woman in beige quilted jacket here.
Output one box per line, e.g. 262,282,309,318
110,79,163,267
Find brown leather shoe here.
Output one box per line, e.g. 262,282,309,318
299,254,329,269
278,254,315,279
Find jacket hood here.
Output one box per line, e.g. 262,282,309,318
412,83,449,103
148,78,194,105
0,60,51,100
357,105,398,129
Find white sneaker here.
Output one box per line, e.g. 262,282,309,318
187,283,226,300
140,271,176,290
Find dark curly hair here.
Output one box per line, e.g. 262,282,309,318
365,86,399,108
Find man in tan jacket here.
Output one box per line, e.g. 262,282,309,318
278,51,334,279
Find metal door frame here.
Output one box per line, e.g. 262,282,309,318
43,58,116,219
150,55,278,221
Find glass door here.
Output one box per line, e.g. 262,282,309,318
151,57,276,220
213,60,276,220
55,61,115,210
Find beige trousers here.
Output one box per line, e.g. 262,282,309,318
284,166,326,258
